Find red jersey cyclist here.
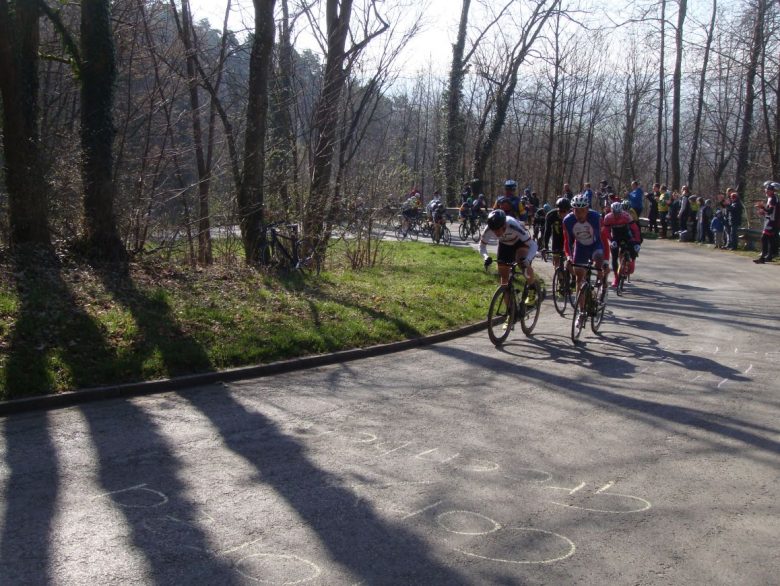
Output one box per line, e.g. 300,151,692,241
562,194,610,309
602,201,641,286
479,209,539,309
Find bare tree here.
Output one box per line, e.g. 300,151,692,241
0,0,51,248
670,0,687,190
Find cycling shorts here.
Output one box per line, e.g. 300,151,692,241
498,239,537,266
572,244,603,265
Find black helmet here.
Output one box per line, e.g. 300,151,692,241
556,197,571,211
487,209,507,231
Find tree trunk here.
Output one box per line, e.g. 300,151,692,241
687,0,716,189
0,0,50,248
81,0,126,260
655,0,666,183
238,0,277,264
734,0,766,198
438,0,470,204
670,0,686,191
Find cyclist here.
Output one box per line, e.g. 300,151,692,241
401,191,422,233
495,180,521,217
543,197,572,269
533,202,548,240
480,209,539,314
495,195,517,219
562,194,610,314
621,199,639,222
472,193,488,220
430,195,447,242
603,201,641,287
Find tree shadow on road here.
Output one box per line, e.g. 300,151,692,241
429,345,780,462
0,413,58,584
181,387,470,585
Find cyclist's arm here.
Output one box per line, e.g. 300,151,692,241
629,221,641,243
478,229,494,260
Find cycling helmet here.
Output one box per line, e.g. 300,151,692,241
611,201,623,214
496,195,508,205
504,179,517,190
621,199,631,211
764,180,780,191
487,209,507,231
571,194,589,209
520,196,529,203
556,197,571,211
524,188,531,196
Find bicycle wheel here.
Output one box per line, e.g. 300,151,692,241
441,226,452,245
258,242,272,266
552,268,569,316
487,286,516,346
519,282,541,336
458,222,468,241
394,222,408,241
571,285,589,343
408,221,420,241
470,220,482,243
591,281,607,333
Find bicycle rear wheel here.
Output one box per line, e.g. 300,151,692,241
552,268,569,316
441,226,452,245
591,281,607,333
487,286,515,346
519,282,541,336
470,220,482,243
458,222,468,241
571,285,589,343
296,239,322,275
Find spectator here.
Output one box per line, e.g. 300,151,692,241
678,186,692,241
658,185,671,238
754,181,778,263
711,210,726,248
669,190,681,237
647,183,660,234
583,182,594,209
628,180,644,217
726,191,743,250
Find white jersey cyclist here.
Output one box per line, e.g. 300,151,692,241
479,213,538,265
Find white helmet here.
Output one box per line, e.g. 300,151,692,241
611,201,622,214
571,194,589,209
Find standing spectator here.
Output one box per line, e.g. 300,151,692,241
678,186,692,241
583,182,594,209
669,190,681,237
726,191,743,250
628,180,644,218
702,199,714,243
754,181,778,263
711,210,726,248
598,179,612,212
695,197,706,242
562,182,574,200
658,185,671,238
646,183,660,234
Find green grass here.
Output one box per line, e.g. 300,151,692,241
0,242,497,399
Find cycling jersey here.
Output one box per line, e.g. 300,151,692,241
543,209,565,252
563,210,609,264
480,216,536,265
602,211,640,244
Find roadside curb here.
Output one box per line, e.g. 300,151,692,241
0,320,487,417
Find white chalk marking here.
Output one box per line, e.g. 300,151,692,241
401,500,444,520
454,527,576,565
436,510,502,535
690,375,702,383
502,467,553,484
744,364,753,375
218,537,266,556
550,493,652,514
414,448,460,463
714,346,719,354
235,553,321,585
456,459,501,473
94,484,169,508
375,441,413,459
548,482,586,495
717,378,729,389
596,482,614,494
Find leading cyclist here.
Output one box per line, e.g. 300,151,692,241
479,209,539,308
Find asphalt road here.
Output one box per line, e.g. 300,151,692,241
1,239,779,585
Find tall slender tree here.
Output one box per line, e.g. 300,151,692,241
0,0,51,248
670,0,687,191
80,0,126,260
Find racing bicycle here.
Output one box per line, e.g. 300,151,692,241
486,262,543,346
570,261,608,343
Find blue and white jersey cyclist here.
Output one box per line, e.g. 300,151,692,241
562,194,610,310
479,209,539,305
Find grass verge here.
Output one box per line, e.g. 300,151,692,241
0,242,497,400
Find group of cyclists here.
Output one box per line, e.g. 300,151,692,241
478,179,643,327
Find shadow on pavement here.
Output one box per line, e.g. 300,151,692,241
181,387,469,585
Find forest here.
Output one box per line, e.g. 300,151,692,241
1,0,778,267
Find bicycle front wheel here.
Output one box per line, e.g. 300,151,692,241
519,282,541,336
470,221,481,243
458,222,468,241
487,286,515,346
571,285,589,344
591,281,607,333
296,239,321,275
442,226,452,245
552,268,569,316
